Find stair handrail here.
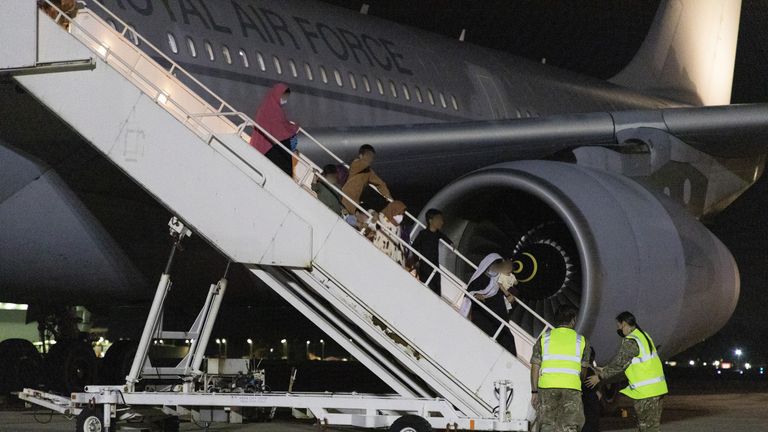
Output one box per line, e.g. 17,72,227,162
44,0,554,342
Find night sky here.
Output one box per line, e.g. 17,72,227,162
318,0,768,362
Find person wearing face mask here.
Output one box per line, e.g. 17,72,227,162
529,305,590,432
341,145,392,213
585,311,667,432
372,201,408,266
249,83,299,176
460,253,517,355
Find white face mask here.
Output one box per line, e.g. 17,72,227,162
393,214,404,224
280,98,288,105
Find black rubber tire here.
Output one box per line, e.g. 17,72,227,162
101,340,138,385
75,406,104,432
0,339,42,394
158,416,180,432
389,415,432,432
45,340,97,394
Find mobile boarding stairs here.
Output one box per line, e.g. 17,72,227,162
4,1,555,430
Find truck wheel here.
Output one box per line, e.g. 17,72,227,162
389,415,432,432
45,340,97,393
76,407,104,432
0,339,42,394
101,340,138,384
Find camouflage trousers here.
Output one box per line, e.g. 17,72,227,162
536,388,584,432
634,396,664,432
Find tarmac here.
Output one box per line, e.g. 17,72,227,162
1,393,766,431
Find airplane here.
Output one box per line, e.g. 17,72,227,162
0,0,765,394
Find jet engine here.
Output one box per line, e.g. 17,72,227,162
423,160,739,360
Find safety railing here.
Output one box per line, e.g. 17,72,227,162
43,0,553,348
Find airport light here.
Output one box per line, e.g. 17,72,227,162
306,340,311,359
688,360,695,366
744,363,752,370
247,339,253,358
320,339,325,360
281,339,288,360
734,348,743,357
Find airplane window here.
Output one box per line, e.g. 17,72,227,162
186,37,197,58
222,45,232,64
389,80,398,98
525,110,532,118
376,78,384,95
414,86,423,103
439,92,447,108
362,75,371,93
450,94,459,111
238,49,249,68
256,52,266,71
402,84,410,101
167,33,178,54
289,59,298,78
273,56,282,75
107,19,117,30
320,66,328,84
348,72,357,90
304,63,314,81
515,108,521,118
427,89,435,105
204,40,214,61
334,69,343,87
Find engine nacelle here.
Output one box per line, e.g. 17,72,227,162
424,160,739,361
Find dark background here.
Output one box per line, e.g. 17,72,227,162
315,0,768,364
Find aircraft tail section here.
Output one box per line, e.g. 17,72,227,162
610,0,742,106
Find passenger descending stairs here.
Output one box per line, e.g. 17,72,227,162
2,1,551,425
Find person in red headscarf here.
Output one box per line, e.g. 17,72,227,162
249,83,299,175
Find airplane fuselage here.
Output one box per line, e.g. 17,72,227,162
95,0,682,130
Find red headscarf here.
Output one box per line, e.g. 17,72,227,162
249,83,299,154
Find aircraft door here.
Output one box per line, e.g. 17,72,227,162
477,74,509,119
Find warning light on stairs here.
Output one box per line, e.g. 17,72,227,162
157,92,169,105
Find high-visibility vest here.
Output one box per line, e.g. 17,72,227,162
538,327,585,391
620,328,668,399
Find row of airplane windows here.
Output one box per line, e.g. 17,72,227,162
110,19,462,111
163,33,461,111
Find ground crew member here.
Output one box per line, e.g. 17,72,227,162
530,305,590,432
586,311,668,432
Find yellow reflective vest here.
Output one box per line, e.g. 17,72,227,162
620,328,668,399
538,327,585,391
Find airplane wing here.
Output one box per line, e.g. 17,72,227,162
310,104,768,162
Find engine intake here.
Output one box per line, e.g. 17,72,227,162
423,160,739,360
